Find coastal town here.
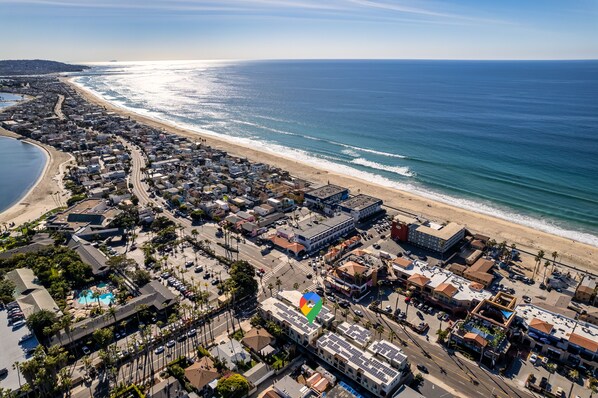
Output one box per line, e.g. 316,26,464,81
0,70,597,398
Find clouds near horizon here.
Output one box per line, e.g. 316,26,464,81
1,0,597,61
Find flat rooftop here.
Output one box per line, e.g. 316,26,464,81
293,214,354,240
517,303,598,354
367,339,409,368
337,322,372,347
413,222,464,240
306,184,348,200
340,194,382,212
317,332,400,387
261,297,321,336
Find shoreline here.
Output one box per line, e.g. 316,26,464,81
64,77,598,273
0,127,74,228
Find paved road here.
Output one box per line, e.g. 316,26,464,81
126,141,281,273
71,310,238,398
325,299,535,398
53,94,65,120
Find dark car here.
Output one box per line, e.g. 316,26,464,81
416,364,428,373
416,311,424,319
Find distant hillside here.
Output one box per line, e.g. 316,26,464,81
0,59,89,75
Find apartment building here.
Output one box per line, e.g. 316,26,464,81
316,332,405,397
259,297,322,346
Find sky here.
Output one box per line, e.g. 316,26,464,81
1,0,597,62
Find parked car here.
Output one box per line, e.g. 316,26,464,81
82,346,91,355
12,320,26,329
416,364,428,373
166,340,176,348
354,310,364,317
0,368,7,378
529,353,538,364
154,346,165,355
385,305,392,313
542,357,549,366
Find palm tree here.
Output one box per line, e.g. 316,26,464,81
333,303,339,317
275,277,282,292
267,283,274,296
542,260,551,284
92,290,102,311
376,280,383,302
389,330,396,343
533,250,545,280
551,251,558,272
375,325,384,338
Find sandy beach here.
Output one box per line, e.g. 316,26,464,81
0,127,74,228
64,77,598,273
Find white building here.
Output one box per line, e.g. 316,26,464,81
291,214,355,253
259,297,322,346
339,194,383,222
316,332,405,397
336,322,372,348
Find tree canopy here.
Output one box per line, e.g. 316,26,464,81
216,374,250,398
225,260,258,300
0,247,93,302
26,309,58,339
20,345,69,397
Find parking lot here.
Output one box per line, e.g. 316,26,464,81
513,352,594,398
0,307,40,391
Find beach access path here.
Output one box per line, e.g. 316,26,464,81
0,127,74,228
64,77,598,274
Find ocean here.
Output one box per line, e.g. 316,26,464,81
72,60,598,246
0,136,47,214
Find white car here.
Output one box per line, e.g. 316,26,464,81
166,339,176,348
354,310,364,317
529,353,538,364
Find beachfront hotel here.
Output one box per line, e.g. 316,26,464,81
391,215,465,254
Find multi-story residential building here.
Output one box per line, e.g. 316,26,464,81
316,332,406,397
336,322,372,348
517,303,598,371
407,221,465,254
339,194,383,222
286,214,355,253
304,184,349,215
259,297,322,346
366,340,410,372
275,290,335,326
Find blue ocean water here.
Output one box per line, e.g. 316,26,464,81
0,136,47,213
73,60,598,245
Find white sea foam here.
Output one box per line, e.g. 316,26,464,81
351,158,414,177
73,75,598,248
341,148,359,157
341,144,406,158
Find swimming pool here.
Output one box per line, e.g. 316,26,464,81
77,290,114,305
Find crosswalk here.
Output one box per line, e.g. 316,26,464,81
262,259,316,283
